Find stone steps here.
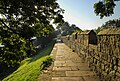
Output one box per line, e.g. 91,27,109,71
37,43,100,81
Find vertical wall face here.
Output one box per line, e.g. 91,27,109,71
83,35,88,46
61,30,120,81
97,35,120,80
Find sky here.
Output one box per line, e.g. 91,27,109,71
57,0,120,30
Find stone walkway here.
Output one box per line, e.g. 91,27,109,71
38,43,100,81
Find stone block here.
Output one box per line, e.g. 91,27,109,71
52,71,66,77
53,66,71,71
83,76,100,81
66,71,95,77
52,77,84,81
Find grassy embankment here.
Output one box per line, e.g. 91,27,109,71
2,41,55,81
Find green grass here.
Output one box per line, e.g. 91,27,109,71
2,41,55,81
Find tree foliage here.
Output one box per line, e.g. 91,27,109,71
56,22,82,36
94,0,119,18
0,34,27,67
101,18,120,28
95,18,120,33
0,0,64,67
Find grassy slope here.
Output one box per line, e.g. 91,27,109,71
2,41,55,81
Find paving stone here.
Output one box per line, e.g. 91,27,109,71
77,66,91,71
54,61,67,66
83,76,100,81
65,61,79,65
66,62,88,67
65,60,73,63
52,77,84,81
52,71,66,77
53,66,71,71
37,74,51,81
70,67,78,70
66,71,96,77
65,62,77,66
38,43,100,81
72,60,83,63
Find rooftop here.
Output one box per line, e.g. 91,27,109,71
98,28,120,35
80,30,96,35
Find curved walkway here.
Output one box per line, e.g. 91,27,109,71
38,43,100,81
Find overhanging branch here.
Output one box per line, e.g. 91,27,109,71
0,19,18,34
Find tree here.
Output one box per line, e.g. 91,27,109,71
95,18,120,33
56,22,82,36
0,0,64,67
102,18,120,28
0,34,27,67
94,0,120,19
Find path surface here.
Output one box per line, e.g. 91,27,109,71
38,43,100,81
